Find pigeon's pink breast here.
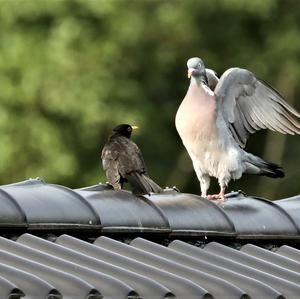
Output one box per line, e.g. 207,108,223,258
175,83,217,144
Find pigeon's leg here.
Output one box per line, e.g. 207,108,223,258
192,161,210,197
219,186,226,201
199,174,210,198
207,176,229,201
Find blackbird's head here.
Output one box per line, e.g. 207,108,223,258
112,124,139,138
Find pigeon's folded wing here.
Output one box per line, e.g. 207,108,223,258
214,68,300,148
206,68,219,91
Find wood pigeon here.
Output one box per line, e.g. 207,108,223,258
176,57,300,201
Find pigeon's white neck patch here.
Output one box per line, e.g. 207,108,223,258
190,77,214,96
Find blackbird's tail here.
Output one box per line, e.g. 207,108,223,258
126,172,163,195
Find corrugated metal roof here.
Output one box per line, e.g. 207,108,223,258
0,179,300,241
0,179,300,298
0,234,300,298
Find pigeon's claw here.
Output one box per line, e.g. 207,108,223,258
207,188,226,202
207,194,222,200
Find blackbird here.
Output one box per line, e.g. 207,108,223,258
101,124,163,195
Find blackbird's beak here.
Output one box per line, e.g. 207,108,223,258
132,126,139,130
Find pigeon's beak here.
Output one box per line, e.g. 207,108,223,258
132,125,139,130
187,68,195,78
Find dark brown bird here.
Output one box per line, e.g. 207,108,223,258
101,124,163,195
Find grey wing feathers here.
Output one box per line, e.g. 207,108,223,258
206,68,219,90
215,67,300,148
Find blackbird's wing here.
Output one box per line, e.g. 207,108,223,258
117,138,163,195
116,138,147,175
101,137,147,186
101,143,121,188
102,137,162,195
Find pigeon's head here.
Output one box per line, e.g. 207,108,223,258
187,57,207,82
112,124,139,138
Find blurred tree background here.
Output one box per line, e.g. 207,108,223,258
0,0,299,199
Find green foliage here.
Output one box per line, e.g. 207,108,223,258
0,0,299,199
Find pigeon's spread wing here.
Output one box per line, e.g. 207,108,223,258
215,67,300,148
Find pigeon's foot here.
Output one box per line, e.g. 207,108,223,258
207,188,226,202
207,194,225,202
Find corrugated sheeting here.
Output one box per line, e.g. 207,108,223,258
0,179,299,241
0,234,300,299
1,179,300,298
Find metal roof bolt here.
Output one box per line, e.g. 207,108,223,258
172,186,180,192
89,220,93,225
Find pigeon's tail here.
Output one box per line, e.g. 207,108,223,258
126,172,163,195
244,154,285,178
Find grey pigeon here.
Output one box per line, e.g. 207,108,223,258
101,124,163,195
175,57,300,201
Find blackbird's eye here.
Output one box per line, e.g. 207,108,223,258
127,127,132,132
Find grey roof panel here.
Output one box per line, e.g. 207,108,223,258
169,240,300,299
1,180,300,298
1,179,300,239
241,244,300,274
0,275,24,299
131,238,287,299
76,188,170,233
0,189,26,228
0,233,299,298
18,233,173,299
0,262,61,299
275,196,300,230
144,191,235,235
56,234,211,299
219,194,299,236
0,249,101,299
276,246,300,263
94,236,246,299
0,236,135,299
204,242,300,285
1,179,101,230
77,183,113,192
